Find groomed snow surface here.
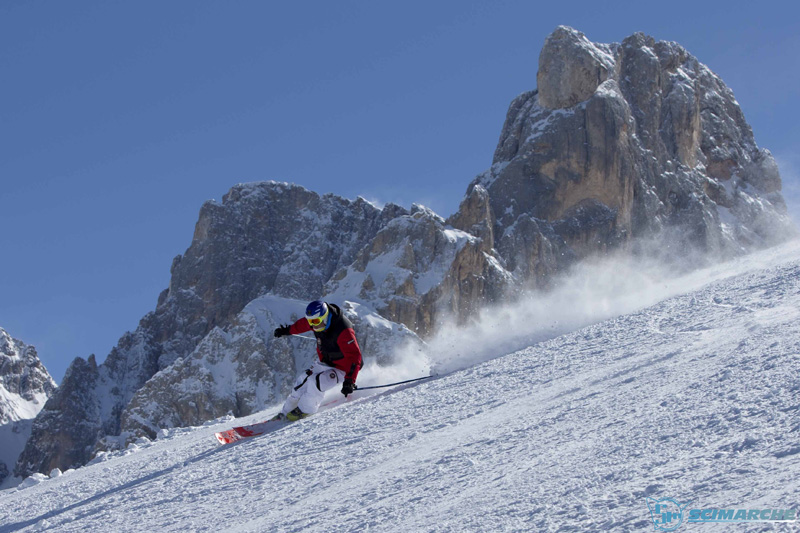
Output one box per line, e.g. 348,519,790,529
2,242,800,532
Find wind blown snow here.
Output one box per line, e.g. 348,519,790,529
415,240,800,376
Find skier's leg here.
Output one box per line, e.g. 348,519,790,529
280,369,314,415
296,365,346,415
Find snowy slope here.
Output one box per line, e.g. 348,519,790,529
1,242,799,532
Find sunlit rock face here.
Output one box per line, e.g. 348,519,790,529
456,26,795,287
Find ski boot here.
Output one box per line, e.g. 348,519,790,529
286,407,309,422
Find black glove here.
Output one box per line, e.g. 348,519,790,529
273,324,291,338
341,379,356,397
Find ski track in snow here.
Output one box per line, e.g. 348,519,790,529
2,243,800,532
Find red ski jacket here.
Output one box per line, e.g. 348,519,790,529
288,304,362,382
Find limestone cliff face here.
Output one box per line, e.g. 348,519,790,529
455,26,795,288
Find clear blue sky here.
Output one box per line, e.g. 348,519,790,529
2,1,798,383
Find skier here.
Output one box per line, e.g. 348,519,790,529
271,300,362,421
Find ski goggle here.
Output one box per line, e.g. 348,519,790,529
307,316,326,326
306,309,329,327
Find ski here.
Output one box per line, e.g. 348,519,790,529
214,419,287,445
213,390,357,444
215,428,242,445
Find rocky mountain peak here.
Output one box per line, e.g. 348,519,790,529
467,25,795,284
0,328,55,425
537,25,617,110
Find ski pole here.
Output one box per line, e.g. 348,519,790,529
290,334,316,341
355,375,433,391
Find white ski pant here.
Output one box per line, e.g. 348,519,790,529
281,362,345,416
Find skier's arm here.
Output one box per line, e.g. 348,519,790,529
289,318,312,335
336,328,363,382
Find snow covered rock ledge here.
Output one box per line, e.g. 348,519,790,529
325,205,511,336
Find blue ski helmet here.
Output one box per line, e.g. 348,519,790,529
305,300,331,331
